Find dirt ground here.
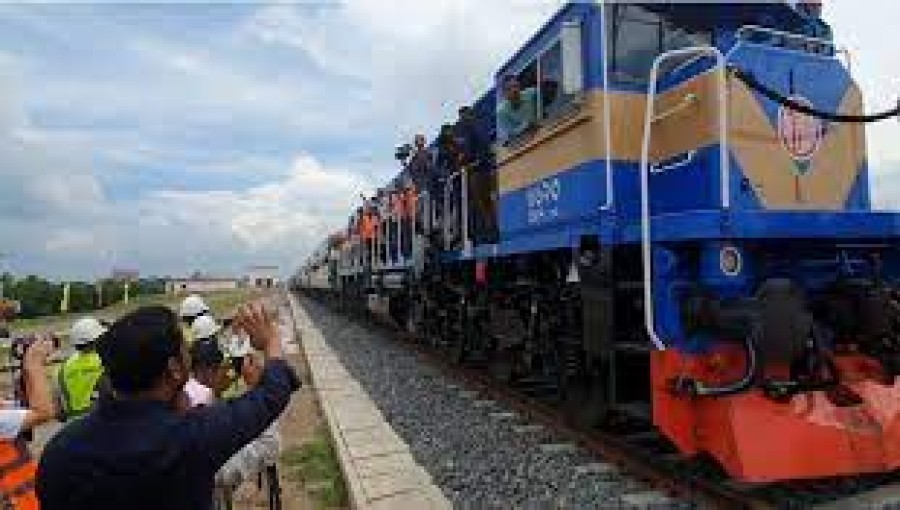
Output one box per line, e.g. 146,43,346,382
232,351,325,510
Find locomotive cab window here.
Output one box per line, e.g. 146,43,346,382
497,19,584,145
609,5,711,86
539,42,563,117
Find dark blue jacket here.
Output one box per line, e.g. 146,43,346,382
37,359,300,510
456,120,494,173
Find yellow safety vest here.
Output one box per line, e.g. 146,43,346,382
57,351,104,419
181,323,196,345
222,377,245,400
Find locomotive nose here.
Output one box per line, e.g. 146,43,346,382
727,44,865,211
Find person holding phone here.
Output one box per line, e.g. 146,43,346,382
0,334,56,509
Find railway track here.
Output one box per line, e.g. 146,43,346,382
396,333,767,509
307,295,900,510
403,341,763,509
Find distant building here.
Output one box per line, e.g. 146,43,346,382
244,265,279,289
111,268,139,282
166,276,240,295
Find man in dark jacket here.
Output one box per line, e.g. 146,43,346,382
456,106,498,244
406,134,432,192
456,106,493,172
434,124,465,247
37,302,300,510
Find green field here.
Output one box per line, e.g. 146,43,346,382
11,288,265,336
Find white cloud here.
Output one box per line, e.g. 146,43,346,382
242,0,557,138
0,57,108,220
870,161,900,210
44,228,100,254
825,1,900,168
140,153,367,263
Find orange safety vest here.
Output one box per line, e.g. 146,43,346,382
391,193,403,217
361,213,377,240
401,188,417,219
0,440,38,509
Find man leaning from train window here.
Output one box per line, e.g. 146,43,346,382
496,74,538,145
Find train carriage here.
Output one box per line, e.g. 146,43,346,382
297,1,900,483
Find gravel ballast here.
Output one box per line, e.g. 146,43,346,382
300,298,695,509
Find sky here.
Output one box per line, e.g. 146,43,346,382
0,1,897,280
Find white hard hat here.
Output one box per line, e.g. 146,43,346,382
179,294,209,319
70,317,107,347
191,315,221,341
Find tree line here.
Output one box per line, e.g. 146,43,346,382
0,274,167,319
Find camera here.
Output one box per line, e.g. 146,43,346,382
10,334,60,362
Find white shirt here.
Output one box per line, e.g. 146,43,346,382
0,406,28,440
216,423,281,488
184,378,213,407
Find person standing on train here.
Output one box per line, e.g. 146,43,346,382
347,208,360,269
407,134,431,192
389,183,404,263
456,106,497,244
457,106,493,171
373,189,387,266
435,124,464,247
400,177,417,259
360,206,378,270
403,136,432,241
497,75,538,144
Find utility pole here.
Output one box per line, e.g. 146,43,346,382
0,253,8,299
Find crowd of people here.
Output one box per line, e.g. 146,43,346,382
349,90,534,265
0,293,299,509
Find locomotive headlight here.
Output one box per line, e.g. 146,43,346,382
719,245,742,277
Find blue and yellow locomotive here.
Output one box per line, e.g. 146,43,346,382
297,2,900,483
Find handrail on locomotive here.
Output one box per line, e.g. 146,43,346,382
640,45,730,352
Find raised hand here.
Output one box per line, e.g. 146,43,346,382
24,337,53,368
233,302,282,359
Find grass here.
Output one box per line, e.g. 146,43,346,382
281,426,348,509
204,289,266,318
10,288,265,335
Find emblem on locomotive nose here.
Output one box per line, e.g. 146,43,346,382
777,95,825,174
